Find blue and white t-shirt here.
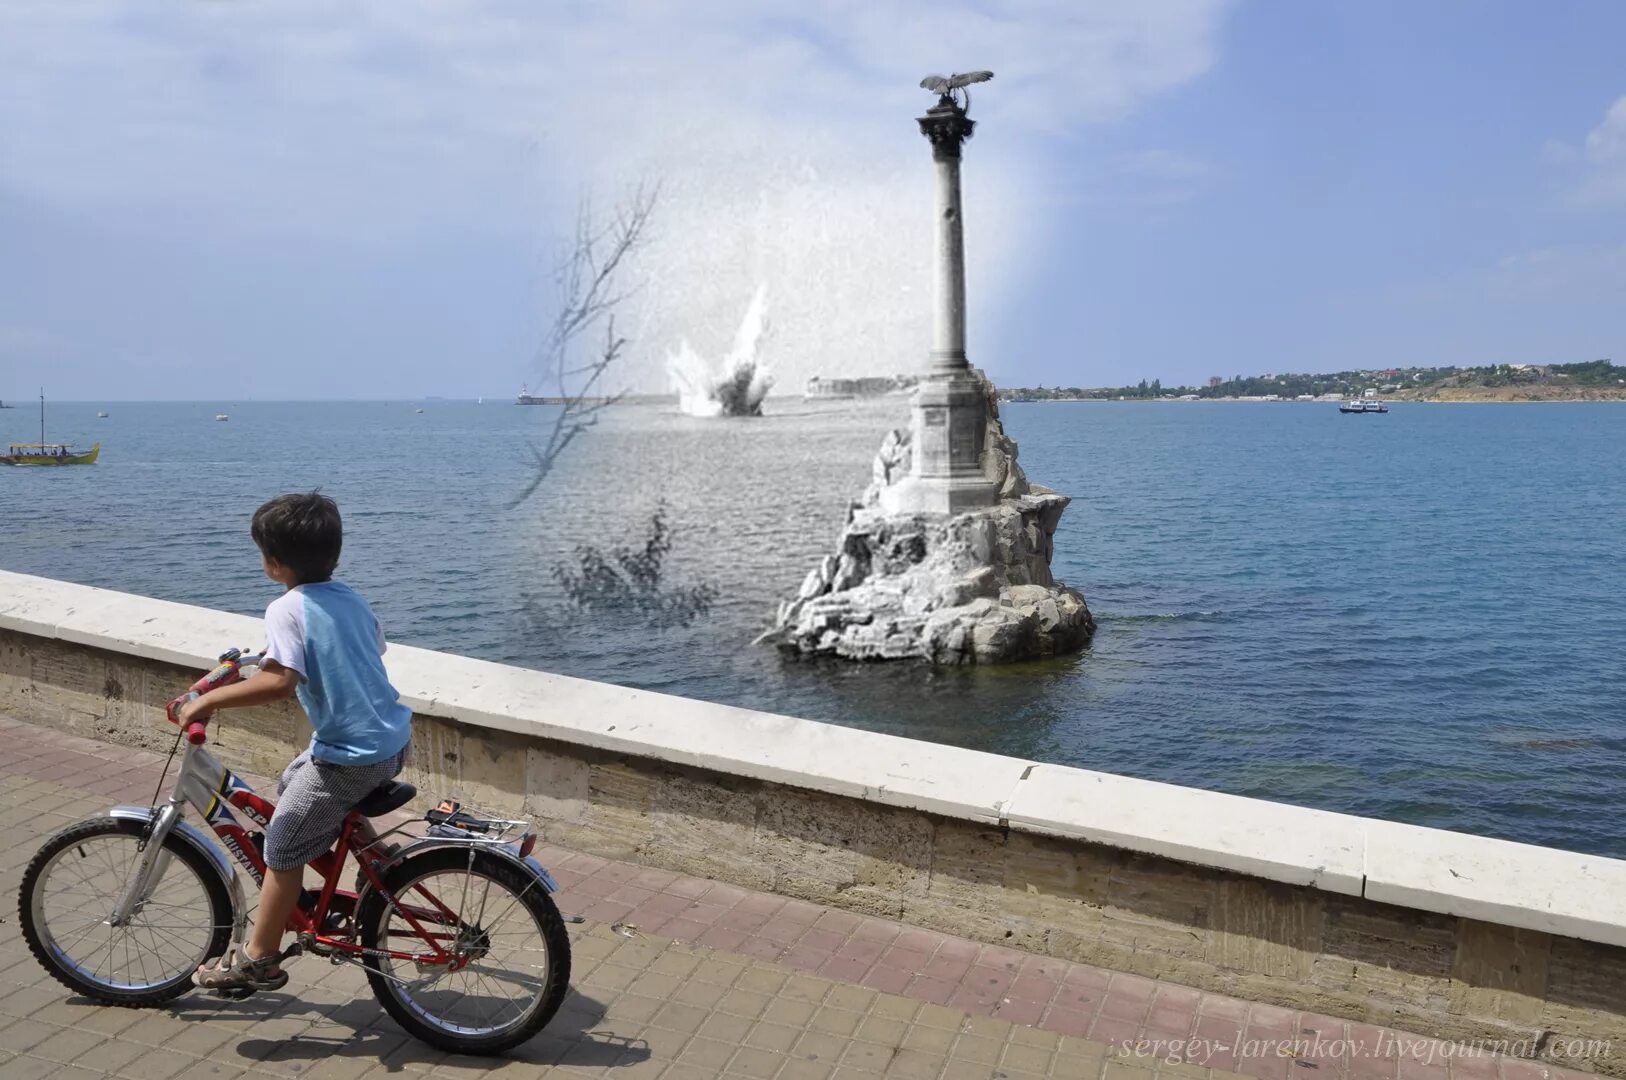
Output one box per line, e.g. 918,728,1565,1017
263,581,413,766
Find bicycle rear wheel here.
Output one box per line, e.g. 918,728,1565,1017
18,817,233,1005
358,846,570,1054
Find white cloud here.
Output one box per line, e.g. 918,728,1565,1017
1568,94,1626,205
0,0,1231,389
1584,96,1626,161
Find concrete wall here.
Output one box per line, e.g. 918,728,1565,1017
2,570,1623,1071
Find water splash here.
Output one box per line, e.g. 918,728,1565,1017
667,285,774,417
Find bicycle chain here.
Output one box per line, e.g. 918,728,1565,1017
303,935,467,969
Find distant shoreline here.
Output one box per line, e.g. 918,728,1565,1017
1000,393,1626,405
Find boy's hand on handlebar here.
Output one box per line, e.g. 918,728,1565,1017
177,696,213,726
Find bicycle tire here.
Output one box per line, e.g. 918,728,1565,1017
357,846,570,1054
18,816,233,1005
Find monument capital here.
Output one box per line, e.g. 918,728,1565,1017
918,100,976,161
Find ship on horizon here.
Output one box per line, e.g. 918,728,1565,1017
803,374,919,400
516,384,613,406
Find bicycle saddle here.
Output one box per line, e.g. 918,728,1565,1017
355,780,416,817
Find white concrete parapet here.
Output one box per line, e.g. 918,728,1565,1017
4,568,1626,949
1003,765,1368,897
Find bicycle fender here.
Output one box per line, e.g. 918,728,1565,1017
354,837,559,913
109,805,249,936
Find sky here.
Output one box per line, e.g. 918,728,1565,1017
1,0,1624,401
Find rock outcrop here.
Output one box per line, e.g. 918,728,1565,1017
760,375,1094,664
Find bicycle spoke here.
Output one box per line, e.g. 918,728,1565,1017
131,918,208,956
466,961,550,988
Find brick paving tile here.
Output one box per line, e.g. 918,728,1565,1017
0,713,1608,1080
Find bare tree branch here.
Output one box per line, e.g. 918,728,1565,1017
507,183,658,510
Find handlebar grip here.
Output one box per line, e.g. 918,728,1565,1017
185,720,209,745
167,691,199,725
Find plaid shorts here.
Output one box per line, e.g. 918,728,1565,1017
263,746,408,871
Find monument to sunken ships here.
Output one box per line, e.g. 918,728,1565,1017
762,73,1095,664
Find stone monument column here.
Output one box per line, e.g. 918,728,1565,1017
880,95,999,516
761,72,1096,664
926,99,972,374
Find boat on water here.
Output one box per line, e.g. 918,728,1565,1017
4,443,100,465
1339,399,1389,414
2,391,99,465
803,374,919,401
97,411,109,418
516,383,610,406
215,413,229,422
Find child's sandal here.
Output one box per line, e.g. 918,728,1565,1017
194,946,290,993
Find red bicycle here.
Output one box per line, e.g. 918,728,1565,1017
17,649,572,1054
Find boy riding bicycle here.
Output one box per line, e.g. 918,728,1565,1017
178,491,412,992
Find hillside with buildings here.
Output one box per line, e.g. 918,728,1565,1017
1000,360,1626,402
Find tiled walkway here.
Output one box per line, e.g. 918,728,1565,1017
0,714,1589,1080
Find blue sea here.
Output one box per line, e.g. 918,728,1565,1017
4,398,1624,856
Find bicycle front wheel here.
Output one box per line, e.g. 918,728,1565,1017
18,816,233,1005
358,846,571,1054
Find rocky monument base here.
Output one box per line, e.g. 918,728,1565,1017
760,376,1094,664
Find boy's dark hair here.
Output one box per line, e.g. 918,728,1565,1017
251,492,342,584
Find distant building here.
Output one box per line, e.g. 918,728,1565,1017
1208,376,1222,388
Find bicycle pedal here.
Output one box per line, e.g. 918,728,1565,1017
215,986,257,1001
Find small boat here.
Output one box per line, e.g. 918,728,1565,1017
3,442,100,466
2,391,99,465
97,411,109,418
415,408,425,414
215,413,229,422
1339,399,1388,414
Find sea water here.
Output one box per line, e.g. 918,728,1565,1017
3,399,1623,855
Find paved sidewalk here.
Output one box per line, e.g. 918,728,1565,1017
0,714,1585,1080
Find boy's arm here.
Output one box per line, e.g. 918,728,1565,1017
177,658,298,723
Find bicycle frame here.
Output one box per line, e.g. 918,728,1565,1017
112,732,476,974
105,648,528,979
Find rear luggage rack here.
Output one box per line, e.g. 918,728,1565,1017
424,799,529,844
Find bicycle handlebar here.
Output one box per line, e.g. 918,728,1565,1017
165,649,266,742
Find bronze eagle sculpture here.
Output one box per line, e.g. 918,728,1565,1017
919,70,994,112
